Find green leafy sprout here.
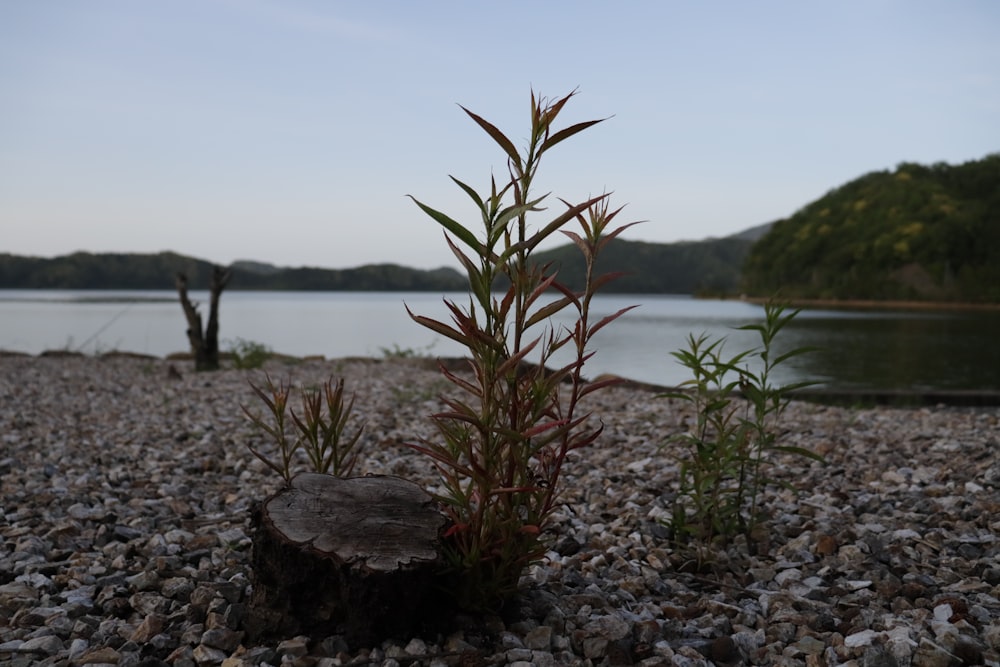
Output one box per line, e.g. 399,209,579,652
661,300,825,565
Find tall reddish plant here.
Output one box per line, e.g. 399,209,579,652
407,90,638,609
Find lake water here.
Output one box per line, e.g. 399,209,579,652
1,289,998,392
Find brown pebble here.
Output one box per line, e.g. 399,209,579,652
814,534,838,555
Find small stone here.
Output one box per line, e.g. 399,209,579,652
885,626,916,663
774,568,802,586
794,635,826,655
505,648,533,662
844,629,878,648
216,528,248,547
583,613,630,641
161,577,195,600
215,581,242,604
891,528,921,540
0,640,23,652
932,602,954,622
201,627,243,652
192,643,229,665
862,643,901,667
984,623,1000,650
68,637,89,661
444,633,476,654
189,585,216,611
384,643,407,659
166,644,194,664
76,646,122,664
277,635,310,658
126,570,160,591
814,534,838,555
113,525,143,541
531,650,556,667
525,625,553,650
18,634,63,655
130,613,165,643
912,637,959,667
583,637,608,659
403,637,427,655
129,591,171,615
186,534,219,551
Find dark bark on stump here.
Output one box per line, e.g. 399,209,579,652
244,473,451,646
175,266,231,371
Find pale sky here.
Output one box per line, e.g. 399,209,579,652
2,1,998,270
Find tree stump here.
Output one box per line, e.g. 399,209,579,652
175,266,230,371
244,473,451,645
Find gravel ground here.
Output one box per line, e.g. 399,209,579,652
1,353,999,667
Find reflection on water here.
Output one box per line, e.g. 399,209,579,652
781,309,1000,391
1,290,998,392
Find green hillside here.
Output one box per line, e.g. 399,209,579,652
0,251,467,292
742,154,1000,302
531,236,753,295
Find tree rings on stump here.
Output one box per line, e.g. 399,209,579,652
244,473,449,645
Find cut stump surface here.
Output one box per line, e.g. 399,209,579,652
245,473,450,645
262,472,443,572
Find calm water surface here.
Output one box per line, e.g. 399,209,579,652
1,290,998,391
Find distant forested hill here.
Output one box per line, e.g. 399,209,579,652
0,231,762,294
530,236,755,295
742,153,1000,302
0,251,467,291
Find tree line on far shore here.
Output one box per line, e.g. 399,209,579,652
0,236,759,296
0,252,469,292
2,153,997,302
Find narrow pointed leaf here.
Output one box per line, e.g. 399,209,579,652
460,105,521,168
589,271,628,292
495,338,540,378
439,364,481,397
523,418,570,438
588,305,638,337
525,296,575,329
561,229,590,255
449,176,485,210
540,118,607,153
406,308,471,347
772,346,820,367
578,375,626,398
408,195,482,252
595,220,643,253
523,273,558,307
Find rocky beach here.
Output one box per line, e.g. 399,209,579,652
1,354,998,666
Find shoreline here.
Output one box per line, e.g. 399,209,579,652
733,295,1000,313
7,347,1000,407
